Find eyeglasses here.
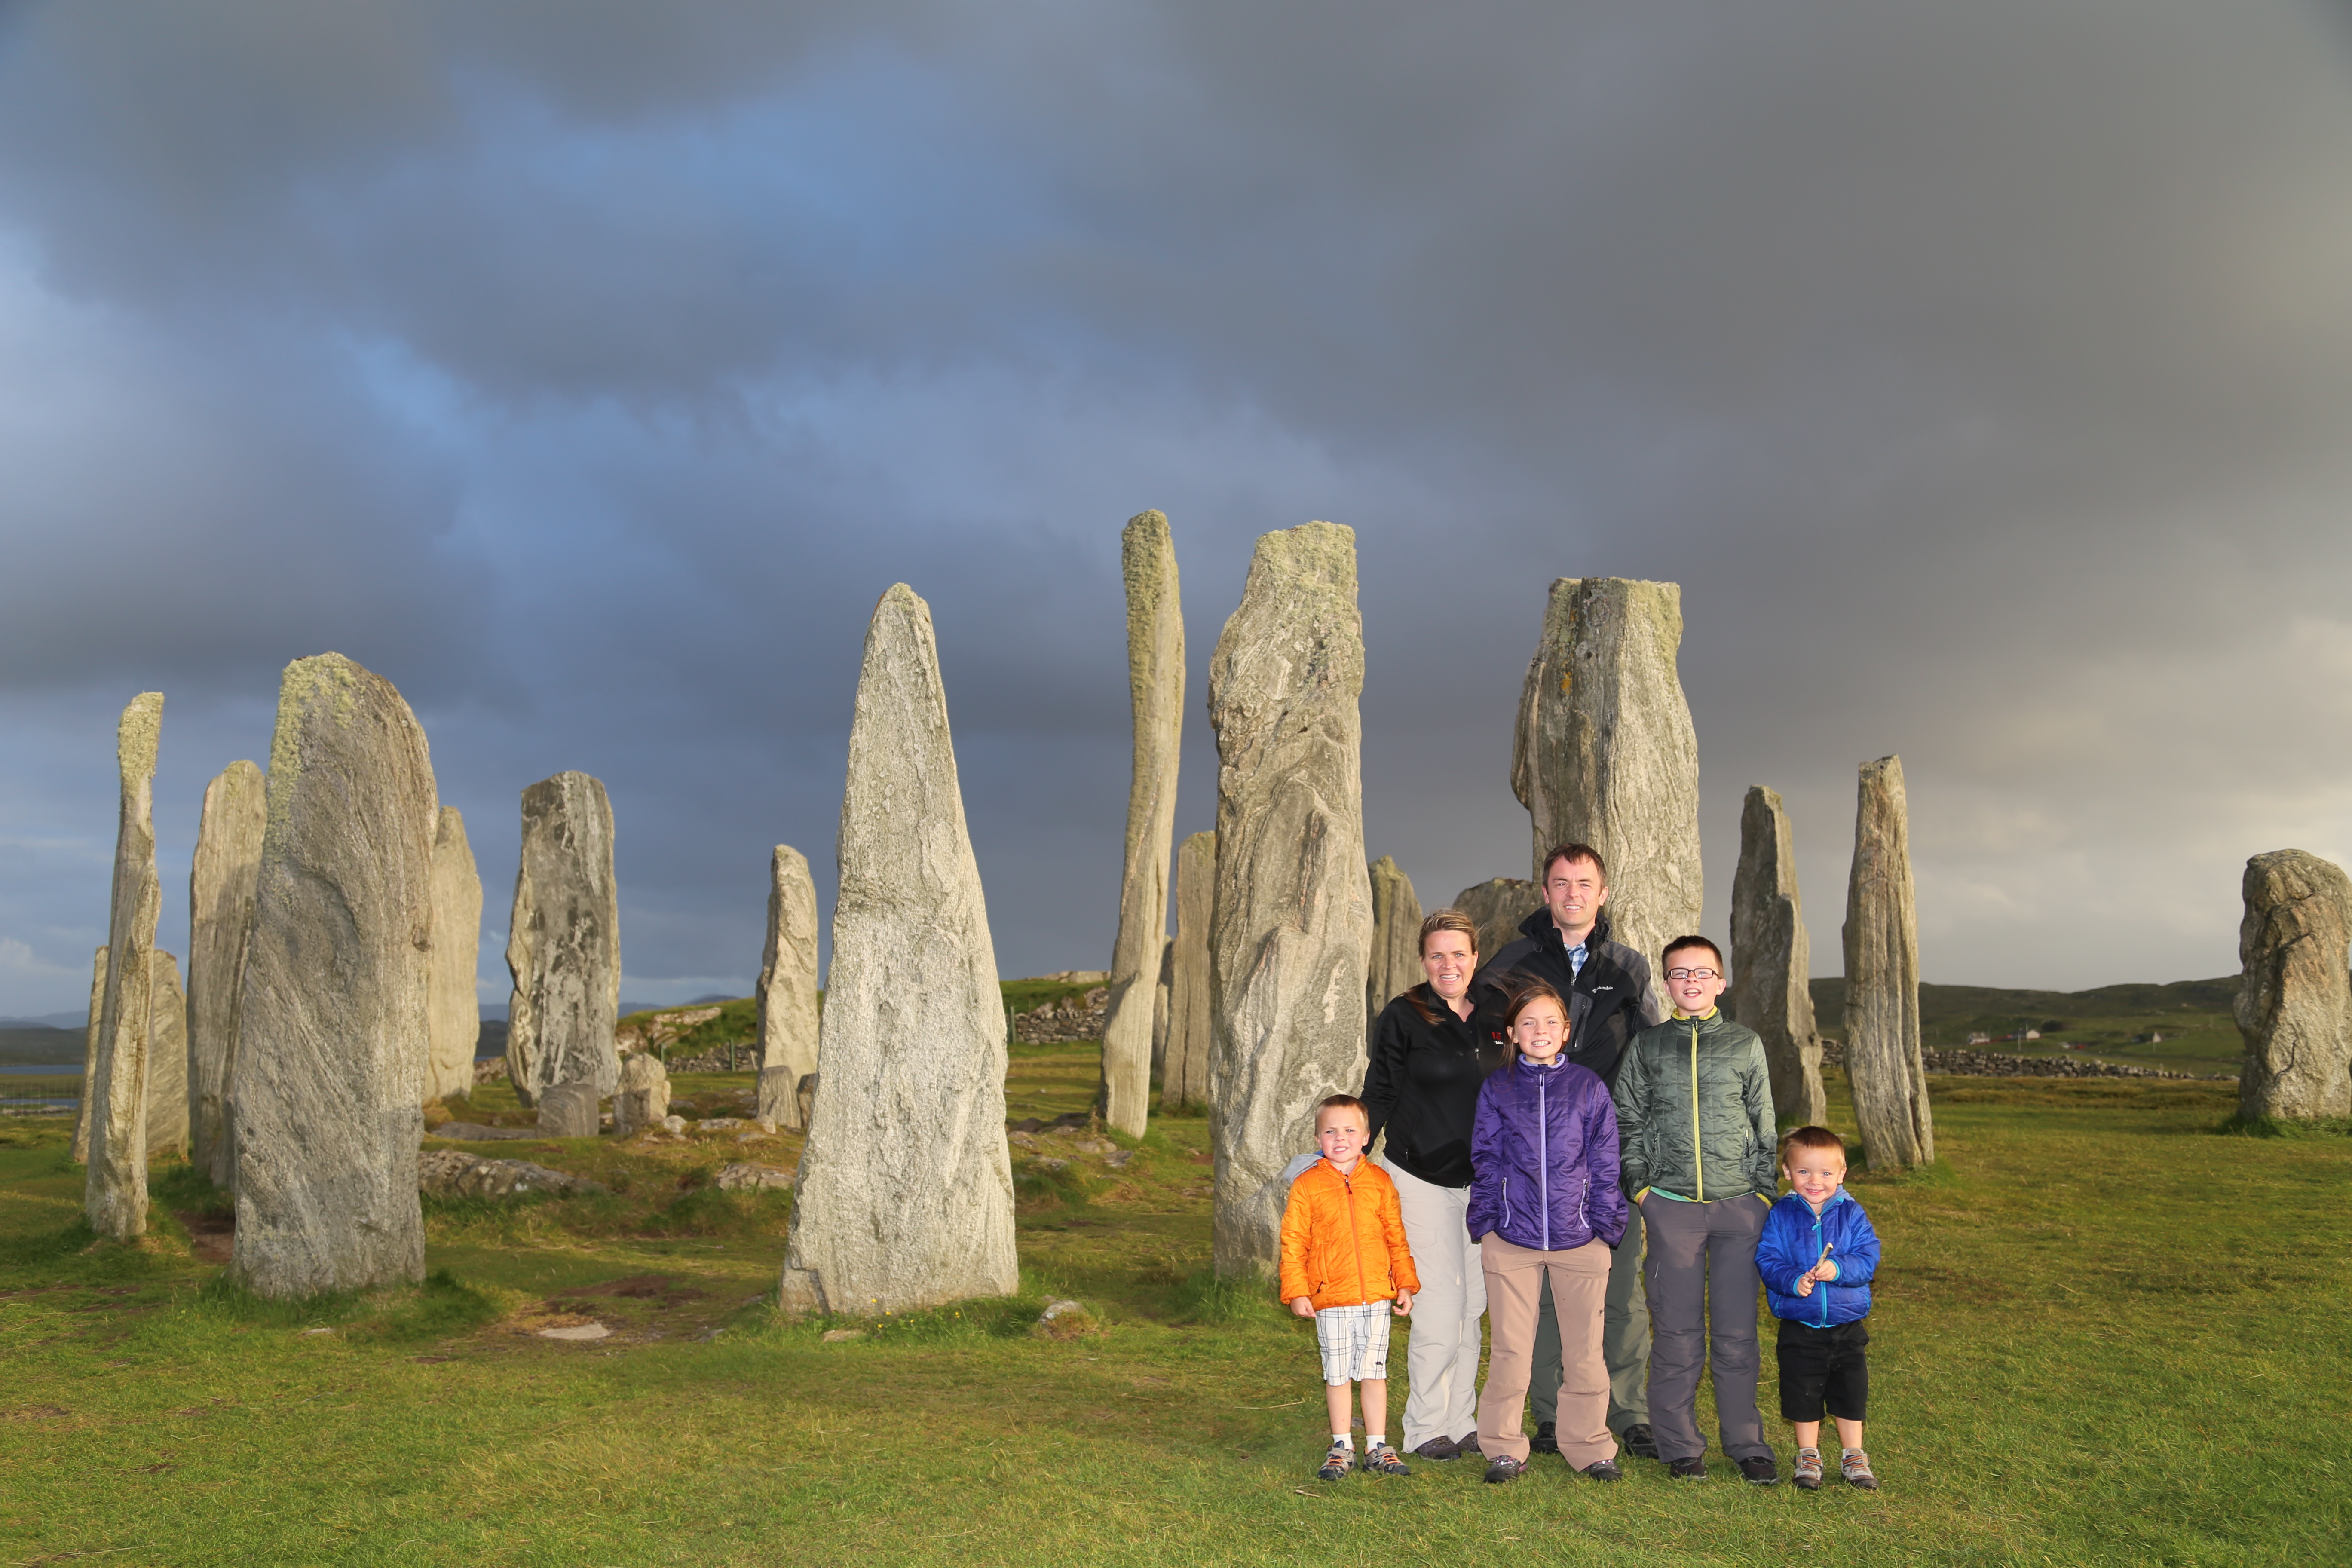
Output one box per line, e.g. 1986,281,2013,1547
1664,968,1720,983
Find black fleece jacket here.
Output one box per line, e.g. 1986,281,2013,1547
1477,908,1662,1089
1360,980,1512,1189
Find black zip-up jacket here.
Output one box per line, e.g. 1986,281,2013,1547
1476,909,1662,1089
1360,980,1512,1189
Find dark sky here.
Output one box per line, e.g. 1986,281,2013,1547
4,0,2350,1015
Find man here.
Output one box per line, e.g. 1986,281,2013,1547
1478,843,1664,1459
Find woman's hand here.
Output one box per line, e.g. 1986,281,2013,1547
1290,1295,1316,1319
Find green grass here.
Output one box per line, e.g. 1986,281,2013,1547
2,1061,2344,1566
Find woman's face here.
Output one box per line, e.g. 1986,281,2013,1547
1511,998,1568,1063
1421,929,1476,1000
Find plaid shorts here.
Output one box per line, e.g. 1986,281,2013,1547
1314,1302,1393,1385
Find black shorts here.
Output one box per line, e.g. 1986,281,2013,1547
1776,1318,1869,1423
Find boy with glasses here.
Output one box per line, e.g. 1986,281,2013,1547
1611,936,1781,1484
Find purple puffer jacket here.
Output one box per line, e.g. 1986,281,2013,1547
1466,1056,1627,1252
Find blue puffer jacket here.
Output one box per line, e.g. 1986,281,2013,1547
1757,1190,1881,1326
1466,1057,1626,1252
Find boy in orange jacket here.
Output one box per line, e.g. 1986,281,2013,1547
1282,1093,1420,1480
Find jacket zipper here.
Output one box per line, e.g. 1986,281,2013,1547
1690,1023,1704,1202
1344,1167,1368,1306
1537,1066,1550,1251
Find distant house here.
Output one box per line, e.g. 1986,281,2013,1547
1966,1032,1991,1046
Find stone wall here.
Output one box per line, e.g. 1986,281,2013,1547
1819,1038,2229,1082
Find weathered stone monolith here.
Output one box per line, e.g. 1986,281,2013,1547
614,1051,671,1136
1454,878,1542,969
1366,857,1423,1026
146,952,188,1158
2235,849,2352,1122
1511,579,1701,1010
230,653,437,1298
1099,510,1185,1136
1841,756,1933,1170
755,845,821,1131
72,946,105,1164
425,808,483,1105
503,772,620,1107
536,1081,600,1139
189,759,266,1188
1161,831,1215,1111
1150,938,1173,1081
778,584,1018,1315
1207,524,1372,1277
84,692,163,1240
1730,786,1827,1127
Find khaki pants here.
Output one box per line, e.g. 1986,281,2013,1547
1475,1232,1616,1467
1531,1212,1650,1433
1382,1160,1485,1450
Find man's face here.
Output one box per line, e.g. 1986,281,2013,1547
1544,856,1607,937
1663,949,1727,1013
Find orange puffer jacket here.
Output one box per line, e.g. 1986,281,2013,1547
1278,1158,1421,1309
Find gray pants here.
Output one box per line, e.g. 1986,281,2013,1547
1638,1192,1773,1464
1531,1212,1650,1434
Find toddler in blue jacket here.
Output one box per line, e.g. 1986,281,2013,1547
1755,1126,1882,1491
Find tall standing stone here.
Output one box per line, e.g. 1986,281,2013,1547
1150,937,1174,1081
1454,878,1542,970
230,653,437,1298
189,759,266,1188
2235,849,2352,1122
778,585,1018,1315
1161,831,1215,1111
1366,857,1424,1026
1099,510,1185,1136
1841,756,1933,1170
425,808,484,1106
756,845,822,1131
1207,523,1372,1277
72,946,105,1164
1730,786,1828,1126
145,952,188,1158
1511,578,1701,1010
84,692,163,1240
503,772,621,1107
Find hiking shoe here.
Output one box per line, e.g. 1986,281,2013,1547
1793,1449,1824,1491
1412,1436,1460,1461
1620,1423,1659,1459
1482,1455,1526,1485
1363,1442,1412,1477
1579,1458,1623,1482
1738,1454,1779,1486
1666,1456,1707,1480
1316,1442,1354,1481
1455,1430,1482,1456
1841,1450,1879,1491
1530,1421,1559,1455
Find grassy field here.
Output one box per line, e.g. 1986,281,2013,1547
1809,977,2242,1075
3,1045,2346,1566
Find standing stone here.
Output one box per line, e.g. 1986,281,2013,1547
230,653,437,1298
503,772,621,1107
1510,578,1701,1011
1099,510,1185,1136
755,845,822,1131
1207,524,1372,1278
536,1082,600,1139
1366,857,1424,1025
1841,756,1934,1170
778,584,1018,1315
84,692,163,1241
72,946,106,1164
1150,937,1174,1082
1730,786,1828,1127
1454,878,1543,971
614,1051,672,1136
188,760,266,1188
2235,850,2352,1122
145,952,189,1158
1160,831,1215,1111
425,808,484,1105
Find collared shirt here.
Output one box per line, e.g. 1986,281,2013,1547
1566,940,1588,978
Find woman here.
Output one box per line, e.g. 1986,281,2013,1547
1360,909,1511,1461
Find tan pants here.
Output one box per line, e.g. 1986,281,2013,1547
1475,1232,1616,1467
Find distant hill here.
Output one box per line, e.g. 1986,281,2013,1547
0,1025,81,1066
1802,975,2242,1073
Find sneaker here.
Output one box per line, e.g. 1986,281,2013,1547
1620,1423,1659,1459
1412,1436,1459,1461
1841,1450,1879,1491
1737,1454,1779,1485
1455,1430,1483,1457
1666,1456,1707,1480
1530,1421,1559,1455
1482,1455,1526,1485
1793,1449,1824,1491
1579,1458,1623,1482
1363,1442,1412,1477
1317,1442,1354,1481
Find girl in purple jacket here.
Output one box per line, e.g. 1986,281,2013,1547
1467,981,1629,1485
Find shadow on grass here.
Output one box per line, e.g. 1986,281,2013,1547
193,1266,514,1342
2216,1113,2352,1139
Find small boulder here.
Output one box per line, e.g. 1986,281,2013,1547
612,1052,671,1137
714,1163,795,1193
418,1148,607,1200
537,1083,600,1139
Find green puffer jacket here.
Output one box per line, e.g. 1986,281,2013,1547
1611,1009,1777,1201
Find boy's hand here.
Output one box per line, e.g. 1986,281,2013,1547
1289,1295,1316,1319
1392,1289,1413,1317
1793,1274,1816,1297
1812,1259,1840,1282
